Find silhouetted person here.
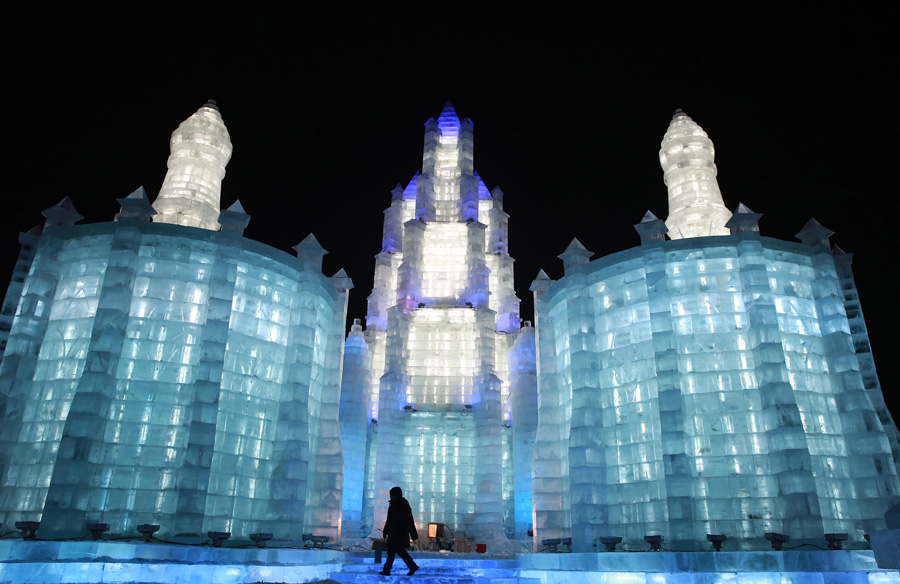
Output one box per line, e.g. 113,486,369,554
379,486,419,576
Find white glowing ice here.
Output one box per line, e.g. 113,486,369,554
152,101,233,230
661,111,732,239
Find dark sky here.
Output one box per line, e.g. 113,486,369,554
2,8,897,410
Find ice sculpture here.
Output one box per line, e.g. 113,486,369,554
531,205,900,551
0,114,348,542
661,110,732,239
339,102,537,546
152,101,233,230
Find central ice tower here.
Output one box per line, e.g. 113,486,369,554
340,103,537,545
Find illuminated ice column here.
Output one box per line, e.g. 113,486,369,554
530,270,571,548
416,118,438,222
471,309,505,538
340,319,372,544
660,110,732,239
305,268,352,543
464,221,490,308
458,118,478,222
372,306,413,537
367,185,404,331
799,222,900,535
557,241,607,552
0,199,81,526
172,207,248,537
41,212,144,537
832,246,900,464
396,219,425,310
636,212,692,542
508,322,538,539
488,188,520,333
0,225,42,363
152,101,233,230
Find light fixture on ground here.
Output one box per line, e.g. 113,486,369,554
644,535,663,551
541,538,571,552
303,533,330,548
136,524,160,542
427,523,445,538
765,532,790,551
825,533,848,550
207,531,231,547
86,523,109,540
15,521,39,539
707,533,727,551
596,536,622,552
249,533,273,548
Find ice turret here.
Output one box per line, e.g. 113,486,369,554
660,110,732,239
152,101,233,230
115,186,156,222
42,197,83,227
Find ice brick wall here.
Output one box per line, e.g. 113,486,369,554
533,231,900,551
0,217,347,541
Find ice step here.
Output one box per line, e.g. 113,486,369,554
333,554,540,584
339,564,521,578
331,572,540,584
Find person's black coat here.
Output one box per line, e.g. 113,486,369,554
383,496,418,548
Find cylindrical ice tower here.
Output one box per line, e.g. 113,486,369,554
660,110,732,239
153,101,232,230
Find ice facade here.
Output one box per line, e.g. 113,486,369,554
0,107,349,542
532,211,900,551
339,102,538,545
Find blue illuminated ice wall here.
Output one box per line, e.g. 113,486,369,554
0,194,350,542
532,210,900,551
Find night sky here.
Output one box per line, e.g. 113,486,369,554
3,8,896,411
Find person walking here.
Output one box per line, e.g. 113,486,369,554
379,486,420,576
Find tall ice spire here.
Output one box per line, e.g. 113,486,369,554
660,110,731,239
152,100,233,230
340,103,535,547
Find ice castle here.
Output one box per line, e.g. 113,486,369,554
0,102,898,559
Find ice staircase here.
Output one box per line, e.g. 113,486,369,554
332,552,542,584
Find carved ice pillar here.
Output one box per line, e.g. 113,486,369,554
396,219,425,310
304,268,352,543
831,247,900,465
530,270,570,548
41,216,144,537
172,207,247,536
340,319,372,544
471,309,504,538
509,322,538,539
458,118,478,223
372,307,412,536
799,221,900,535
0,201,78,527
465,221,490,308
